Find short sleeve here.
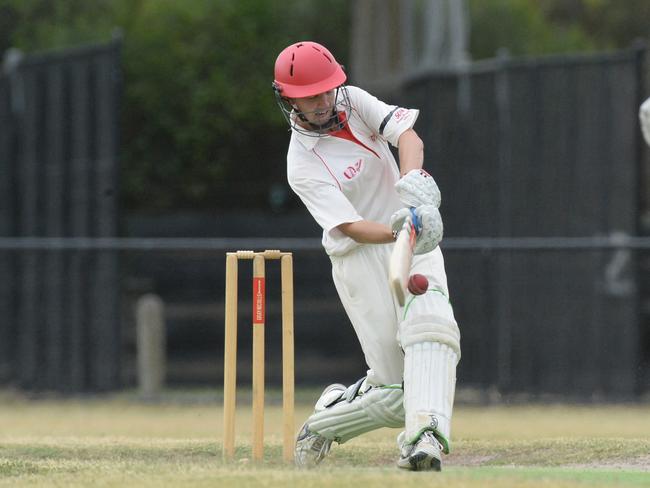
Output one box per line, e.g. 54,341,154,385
346,86,419,147
288,175,363,234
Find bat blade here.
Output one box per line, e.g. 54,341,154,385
389,214,417,306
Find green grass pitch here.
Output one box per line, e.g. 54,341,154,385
0,389,648,487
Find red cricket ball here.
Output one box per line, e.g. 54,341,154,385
407,273,429,295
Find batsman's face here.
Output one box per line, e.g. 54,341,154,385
292,90,336,126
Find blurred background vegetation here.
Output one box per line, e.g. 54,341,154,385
0,0,648,212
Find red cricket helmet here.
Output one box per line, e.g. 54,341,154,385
273,41,346,98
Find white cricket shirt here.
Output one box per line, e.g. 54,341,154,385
286,86,419,256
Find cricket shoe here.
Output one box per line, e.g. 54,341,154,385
397,430,443,471
294,422,332,468
294,383,345,468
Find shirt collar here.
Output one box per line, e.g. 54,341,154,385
293,126,322,150
292,111,349,151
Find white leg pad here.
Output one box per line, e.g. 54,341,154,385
399,313,461,354
403,342,458,452
400,294,460,453
306,386,405,444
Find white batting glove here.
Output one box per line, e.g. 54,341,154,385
390,205,443,255
394,169,441,208
640,97,650,147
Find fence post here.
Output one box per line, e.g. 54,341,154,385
136,294,166,398
0,50,19,383
495,48,513,393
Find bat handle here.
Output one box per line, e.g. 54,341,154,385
409,207,421,236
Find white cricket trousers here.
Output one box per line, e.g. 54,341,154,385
329,243,454,387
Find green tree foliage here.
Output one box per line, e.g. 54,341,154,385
469,0,649,59
117,0,349,211
469,0,595,59
0,0,349,211
0,0,115,50
0,0,647,210
540,0,650,50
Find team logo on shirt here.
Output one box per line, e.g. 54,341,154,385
343,158,363,180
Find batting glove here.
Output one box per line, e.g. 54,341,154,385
390,204,443,255
394,169,441,208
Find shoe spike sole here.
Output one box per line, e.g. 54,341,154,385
409,452,441,472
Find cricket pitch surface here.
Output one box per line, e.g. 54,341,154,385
0,389,648,487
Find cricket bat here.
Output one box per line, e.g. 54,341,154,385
389,212,418,306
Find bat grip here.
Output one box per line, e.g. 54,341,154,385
409,207,421,236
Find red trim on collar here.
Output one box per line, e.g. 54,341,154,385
330,113,380,158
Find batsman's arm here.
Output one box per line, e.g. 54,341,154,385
397,129,424,176
337,220,394,244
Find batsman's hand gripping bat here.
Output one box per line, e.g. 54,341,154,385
389,208,419,306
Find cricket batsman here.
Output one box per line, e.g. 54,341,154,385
641,97,650,147
273,41,461,471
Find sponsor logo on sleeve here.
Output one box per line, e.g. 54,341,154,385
394,108,409,122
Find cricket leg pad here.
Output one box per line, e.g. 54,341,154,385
306,381,405,444
399,293,460,453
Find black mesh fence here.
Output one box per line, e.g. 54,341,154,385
398,45,648,397
0,39,122,392
0,42,648,398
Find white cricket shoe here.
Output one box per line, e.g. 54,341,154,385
294,422,332,468
397,431,443,471
294,383,345,468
